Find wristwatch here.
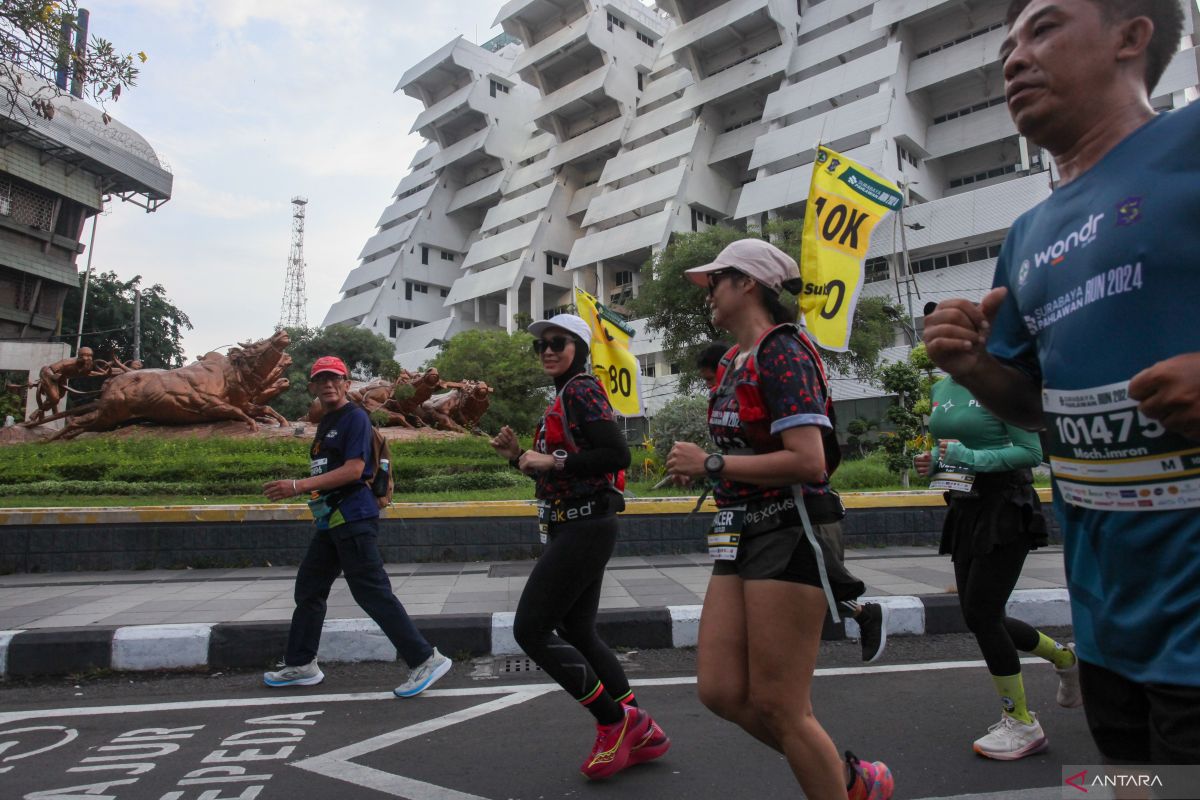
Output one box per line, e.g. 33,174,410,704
704,453,726,480
552,449,569,471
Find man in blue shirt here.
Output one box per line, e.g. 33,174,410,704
924,0,1200,763
262,355,451,697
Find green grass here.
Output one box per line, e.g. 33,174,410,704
0,434,1048,508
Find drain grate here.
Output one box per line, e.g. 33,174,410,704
496,655,543,674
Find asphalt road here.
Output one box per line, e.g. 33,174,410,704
0,632,1092,799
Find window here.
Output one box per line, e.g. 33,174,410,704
639,356,655,378
606,13,625,31
636,31,653,46
723,115,762,133
933,96,1005,125
405,282,413,301
915,22,1004,58
905,243,1003,276
546,253,565,276
895,144,920,171
415,282,429,294
637,71,643,91
0,178,54,231
440,250,456,262
614,270,633,287
421,246,429,265
948,162,1018,188
864,257,889,284
690,208,719,232
389,318,417,337
669,362,681,375
489,79,509,97
440,288,449,297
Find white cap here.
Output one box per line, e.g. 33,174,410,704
528,313,592,351
684,238,799,294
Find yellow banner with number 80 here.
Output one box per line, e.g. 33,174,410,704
574,288,643,418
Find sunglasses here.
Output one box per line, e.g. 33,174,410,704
532,336,573,355
706,268,741,295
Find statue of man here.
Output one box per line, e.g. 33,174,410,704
23,347,95,426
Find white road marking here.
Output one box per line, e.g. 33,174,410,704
0,657,1042,725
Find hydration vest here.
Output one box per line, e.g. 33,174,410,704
536,373,627,492
711,323,841,476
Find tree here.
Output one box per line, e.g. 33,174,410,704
427,329,551,435
628,224,899,392
1,1,143,124
61,271,192,369
270,324,397,420
648,395,709,465
877,355,924,487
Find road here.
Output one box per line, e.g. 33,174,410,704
0,632,1091,799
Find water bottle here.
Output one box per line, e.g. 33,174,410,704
372,458,390,497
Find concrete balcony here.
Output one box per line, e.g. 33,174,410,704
924,103,1016,159
788,16,883,77
427,127,506,173
660,0,770,59
600,125,698,185
462,218,540,269
482,182,556,233
394,160,436,197
322,286,383,327
750,92,890,171
625,100,691,144
582,164,686,227
376,183,436,229
861,258,996,305
410,82,494,139
567,183,601,217
798,0,875,37
566,208,673,269
908,28,1006,93
1156,45,1200,99
864,173,1052,258
709,120,767,164
733,140,887,220
444,259,525,305
547,116,626,170
338,253,397,294
532,63,617,130
639,68,694,109
680,44,789,111
357,216,418,261
872,0,957,29
448,171,508,213
763,42,900,122
506,159,555,193
512,13,603,75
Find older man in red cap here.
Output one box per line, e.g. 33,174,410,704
262,356,450,696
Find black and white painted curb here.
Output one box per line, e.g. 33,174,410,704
0,589,1071,678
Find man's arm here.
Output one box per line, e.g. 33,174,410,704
923,288,1044,430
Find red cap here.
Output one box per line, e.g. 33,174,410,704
310,355,349,379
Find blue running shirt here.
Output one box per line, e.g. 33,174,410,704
988,102,1200,686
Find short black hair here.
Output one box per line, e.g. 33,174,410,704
696,341,731,372
1005,0,1184,92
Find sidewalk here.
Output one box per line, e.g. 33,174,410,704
0,545,1071,678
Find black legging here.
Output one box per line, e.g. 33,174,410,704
954,539,1041,676
513,513,630,726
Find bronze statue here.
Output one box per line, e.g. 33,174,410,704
46,330,293,440
21,347,96,426
303,368,492,434
419,380,493,433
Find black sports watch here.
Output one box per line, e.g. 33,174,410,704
704,453,726,481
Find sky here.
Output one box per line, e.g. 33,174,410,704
77,0,503,359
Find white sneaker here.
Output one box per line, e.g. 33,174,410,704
973,712,1048,760
393,648,452,698
264,659,324,687
1056,643,1083,708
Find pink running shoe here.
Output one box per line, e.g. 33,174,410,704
580,707,651,780
846,750,894,800
624,706,670,765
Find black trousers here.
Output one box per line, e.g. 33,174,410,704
953,539,1041,676
1081,660,1200,764
286,517,432,668
513,514,630,725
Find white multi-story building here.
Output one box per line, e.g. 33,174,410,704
328,0,1200,419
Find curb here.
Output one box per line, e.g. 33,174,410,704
0,589,1072,678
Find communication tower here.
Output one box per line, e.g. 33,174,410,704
278,196,309,329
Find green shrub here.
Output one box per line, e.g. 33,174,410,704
649,395,710,463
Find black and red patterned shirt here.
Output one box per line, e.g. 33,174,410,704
533,375,626,501
708,330,832,506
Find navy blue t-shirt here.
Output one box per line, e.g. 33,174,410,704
988,102,1200,685
310,402,377,527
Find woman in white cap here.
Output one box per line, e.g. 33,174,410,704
490,313,668,781
666,239,893,800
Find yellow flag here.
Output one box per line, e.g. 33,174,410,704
800,146,902,351
574,288,643,417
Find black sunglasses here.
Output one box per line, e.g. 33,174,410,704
532,336,573,355
706,268,741,295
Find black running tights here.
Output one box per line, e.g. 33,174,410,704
953,539,1041,676
513,514,630,725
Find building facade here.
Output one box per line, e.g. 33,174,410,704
327,0,1200,416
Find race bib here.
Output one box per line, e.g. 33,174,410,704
929,461,977,494
708,506,745,561
310,457,328,477
1044,379,1200,511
